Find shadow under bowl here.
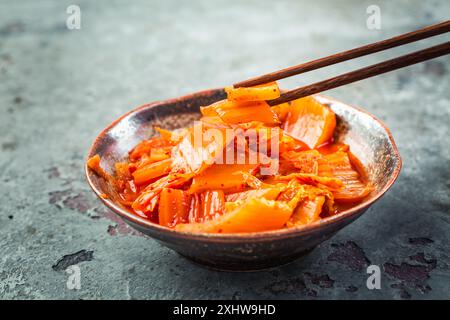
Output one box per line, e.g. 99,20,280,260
85,88,401,271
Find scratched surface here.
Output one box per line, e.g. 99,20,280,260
1,0,449,299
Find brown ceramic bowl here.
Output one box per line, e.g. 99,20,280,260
85,88,401,271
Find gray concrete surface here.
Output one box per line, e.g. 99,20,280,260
0,0,449,299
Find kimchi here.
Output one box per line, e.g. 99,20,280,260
88,82,372,233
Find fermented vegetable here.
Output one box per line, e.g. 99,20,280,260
88,82,372,233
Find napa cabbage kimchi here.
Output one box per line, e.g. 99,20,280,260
88,82,372,233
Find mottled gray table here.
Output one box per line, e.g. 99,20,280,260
1,0,449,299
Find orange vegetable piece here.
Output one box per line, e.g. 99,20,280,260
188,193,202,223
175,198,292,234
118,180,140,205
271,102,291,123
154,127,173,141
149,148,171,163
115,162,132,180
226,187,283,202
287,196,325,227
284,96,336,148
171,123,232,174
201,190,225,221
274,173,343,190
319,151,372,203
225,82,280,102
317,142,349,155
129,137,173,162
186,190,225,223
199,116,225,125
212,100,280,125
189,163,258,194
132,158,172,185
281,150,322,174
87,154,112,182
200,104,219,117
132,174,192,215
159,188,191,227
87,154,104,176
133,147,172,171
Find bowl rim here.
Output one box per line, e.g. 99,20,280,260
85,88,402,242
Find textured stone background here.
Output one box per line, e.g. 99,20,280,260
0,0,449,299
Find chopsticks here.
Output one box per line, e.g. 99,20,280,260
268,41,450,105
233,21,450,106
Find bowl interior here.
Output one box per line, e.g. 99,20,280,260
86,89,401,237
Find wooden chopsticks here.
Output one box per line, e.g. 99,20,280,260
233,21,450,106
268,41,450,105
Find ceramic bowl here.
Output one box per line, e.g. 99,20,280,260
85,88,401,271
